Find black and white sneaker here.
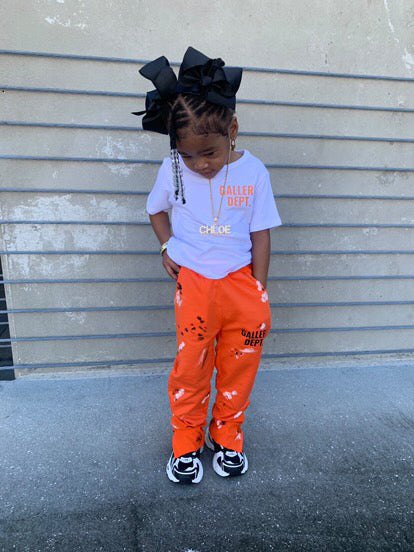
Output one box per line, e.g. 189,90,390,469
166,449,203,484
205,431,248,477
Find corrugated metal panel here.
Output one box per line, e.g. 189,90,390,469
0,49,413,375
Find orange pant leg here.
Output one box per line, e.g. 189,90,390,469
168,267,220,457
209,265,272,452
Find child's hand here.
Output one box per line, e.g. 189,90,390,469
162,251,181,280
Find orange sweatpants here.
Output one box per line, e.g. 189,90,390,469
168,264,272,457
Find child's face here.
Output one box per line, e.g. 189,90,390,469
176,131,231,180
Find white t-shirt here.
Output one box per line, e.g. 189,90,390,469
146,149,282,279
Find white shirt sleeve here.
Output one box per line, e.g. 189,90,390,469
249,169,282,232
146,159,173,215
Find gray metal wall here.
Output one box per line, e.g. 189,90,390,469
1,1,413,375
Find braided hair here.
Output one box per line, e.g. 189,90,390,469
166,94,234,204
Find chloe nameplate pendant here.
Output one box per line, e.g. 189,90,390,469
199,224,231,235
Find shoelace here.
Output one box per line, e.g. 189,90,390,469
177,456,193,464
224,450,243,464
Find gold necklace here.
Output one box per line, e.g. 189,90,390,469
199,147,232,236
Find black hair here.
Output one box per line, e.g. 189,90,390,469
167,94,234,203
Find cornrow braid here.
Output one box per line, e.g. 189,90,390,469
167,94,234,204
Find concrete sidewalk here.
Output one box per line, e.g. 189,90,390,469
1,362,413,552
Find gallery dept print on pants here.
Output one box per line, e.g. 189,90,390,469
168,264,271,457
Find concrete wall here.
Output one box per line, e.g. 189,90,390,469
1,0,414,75
1,0,413,374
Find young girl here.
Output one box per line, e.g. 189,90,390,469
134,47,282,484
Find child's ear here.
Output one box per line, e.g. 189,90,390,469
229,116,239,141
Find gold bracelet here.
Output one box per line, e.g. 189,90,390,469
160,242,168,256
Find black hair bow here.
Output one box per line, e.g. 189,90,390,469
132,56,177,135
132,47,243,135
